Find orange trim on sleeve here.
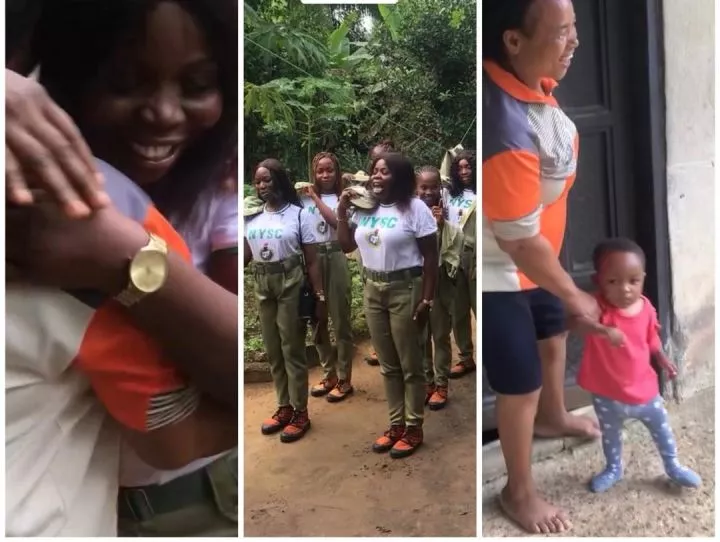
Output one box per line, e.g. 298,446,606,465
74,305,187,432
73,203,194,432
483,150,541,221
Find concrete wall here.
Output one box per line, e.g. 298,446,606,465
663,0,715,394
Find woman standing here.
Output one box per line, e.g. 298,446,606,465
245,159,325,443
301,152,355,402
444,151,478,378
337,153,438,458
482,0,599,534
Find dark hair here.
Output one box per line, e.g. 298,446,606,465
416,165,441,184
32,0,238,228
592,238,646,271
311,152,343,197
483,0,539,63
254,158,300,207
6,0,43,67
448,150,476,197
370,152,416,211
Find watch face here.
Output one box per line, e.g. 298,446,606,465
130,250,169,293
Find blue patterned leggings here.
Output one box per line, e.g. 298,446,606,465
590,394,701,492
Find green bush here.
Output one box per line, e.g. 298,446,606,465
243,255,368,363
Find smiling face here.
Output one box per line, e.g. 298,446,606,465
595,251,646,309
314,157,337,193
416,171,441,208
370,159,393,203
504,0,579,87
79,1,223,186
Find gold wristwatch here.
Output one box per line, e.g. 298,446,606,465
114,233,170,307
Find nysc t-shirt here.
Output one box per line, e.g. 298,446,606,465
443,187,477,228
300,193,339,243
351,197,437,272
245,203,316,262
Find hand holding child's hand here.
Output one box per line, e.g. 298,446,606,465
659,358,679,380
605,327,626,347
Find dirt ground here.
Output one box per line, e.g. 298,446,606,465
244,339,477,537
482,387,715,537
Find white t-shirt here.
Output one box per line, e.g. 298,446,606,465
351,197,437,272
300,193,339,243
176,191,239,272
443,187,477,227
245,203,316,261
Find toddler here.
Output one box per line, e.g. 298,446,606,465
573,238,701,493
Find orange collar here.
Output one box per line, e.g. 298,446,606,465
483,60,558,106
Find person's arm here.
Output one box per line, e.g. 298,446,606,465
308,189,339,229
302,244,323,296
567,314,625,346
418,234,439,301
647,304,678,377
244,238,253,268
483,149,589,312
336,189,357,253
207,249,238,295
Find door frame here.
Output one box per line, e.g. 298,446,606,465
481,0,673,432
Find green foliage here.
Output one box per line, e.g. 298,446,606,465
243,0,476,182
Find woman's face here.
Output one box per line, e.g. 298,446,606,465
79,1,223,186
458,159,472,185
253,167,275,202
314,157,337,193
416,172,441,207
505,0,579,83
370,159,393,202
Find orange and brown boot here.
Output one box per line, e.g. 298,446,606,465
428,385,448,411
280,409,311,443
261,406,294,435
310,376,338,397
327,380,354,403
449,359,476,379
365,351,380,366
389,425,424,459
372,424,406,453
425,383,436,405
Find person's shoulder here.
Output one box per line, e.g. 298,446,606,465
94,159,152,221
409,196,432,214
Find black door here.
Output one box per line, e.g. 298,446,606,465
482,0,649,430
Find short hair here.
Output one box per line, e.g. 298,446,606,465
592,238,647,271
311,152,343,197
482,0,539,63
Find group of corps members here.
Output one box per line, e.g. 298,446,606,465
243,140,477,458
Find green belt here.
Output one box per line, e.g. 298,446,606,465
314,241,342,254
118,467,213,522
363,266,422,283
253,253,303,275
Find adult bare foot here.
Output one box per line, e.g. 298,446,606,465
534,411,601,439
499,485,572,534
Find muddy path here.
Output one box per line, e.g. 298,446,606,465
244,339,477,537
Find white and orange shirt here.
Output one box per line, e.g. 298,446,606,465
6,160,198,536
482,60,579,292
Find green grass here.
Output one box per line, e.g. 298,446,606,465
243,256,368,363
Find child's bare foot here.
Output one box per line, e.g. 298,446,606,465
534,412,601,439
499,485,572,534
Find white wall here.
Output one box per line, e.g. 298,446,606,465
663,0,715,392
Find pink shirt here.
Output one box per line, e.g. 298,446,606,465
577,295,663,404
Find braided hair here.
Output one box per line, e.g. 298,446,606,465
416,165,441,184
311,152,343,197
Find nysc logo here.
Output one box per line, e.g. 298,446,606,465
259,243,274,261
366,229,381,247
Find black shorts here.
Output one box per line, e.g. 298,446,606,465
482,288,566,395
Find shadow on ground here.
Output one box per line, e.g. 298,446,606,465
482,387,715,537
244,339,477,537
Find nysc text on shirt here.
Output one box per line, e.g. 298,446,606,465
245,203,316,262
